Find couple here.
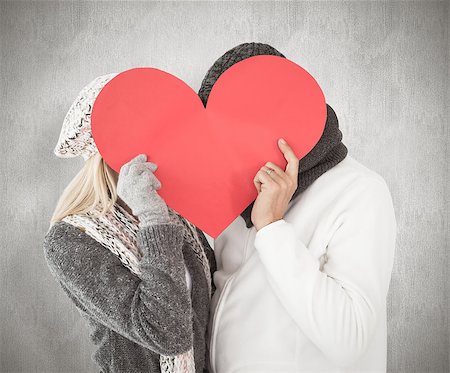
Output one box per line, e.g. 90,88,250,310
43,42,397,373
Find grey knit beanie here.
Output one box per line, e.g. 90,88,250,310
198,42,348,228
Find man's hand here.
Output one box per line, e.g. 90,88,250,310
251,138,299,231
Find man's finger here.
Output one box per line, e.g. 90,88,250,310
278,138,299,179
253,177,262,193
261,166,286,188
265,161,291,184
255,169,277,190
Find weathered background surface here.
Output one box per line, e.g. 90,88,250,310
1,1,448,372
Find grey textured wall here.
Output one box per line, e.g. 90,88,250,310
1,1,448,372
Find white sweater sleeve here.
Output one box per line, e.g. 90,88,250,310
254,176,397,367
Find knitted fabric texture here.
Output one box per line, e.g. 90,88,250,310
61,202,212,372
54,73,118,161
198,42,348,228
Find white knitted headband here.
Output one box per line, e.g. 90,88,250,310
53,73,118,161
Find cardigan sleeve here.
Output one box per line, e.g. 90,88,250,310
43,221,193,356
254,176,397,367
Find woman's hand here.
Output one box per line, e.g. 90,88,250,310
251,138,299,231
117,153,171,227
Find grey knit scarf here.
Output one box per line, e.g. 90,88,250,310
198,42,348,228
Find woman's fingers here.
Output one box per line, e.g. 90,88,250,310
123,154,161,190
120,153,147,175
128,153,147,168
139,168,161,189
128,157,158,174
141,162,158,172
133,153,147,163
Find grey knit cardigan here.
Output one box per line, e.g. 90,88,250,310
43,220,216,373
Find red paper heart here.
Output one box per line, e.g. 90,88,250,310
91,55,326,238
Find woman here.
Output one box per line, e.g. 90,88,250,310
43,74,216,373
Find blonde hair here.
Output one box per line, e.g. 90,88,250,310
50,152,118,228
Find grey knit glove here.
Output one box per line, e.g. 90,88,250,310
117,153,171,228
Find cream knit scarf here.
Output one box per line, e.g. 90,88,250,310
62,202,212,373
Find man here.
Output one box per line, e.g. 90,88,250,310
199,43,397,372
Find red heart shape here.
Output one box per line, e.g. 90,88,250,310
91,55,326,238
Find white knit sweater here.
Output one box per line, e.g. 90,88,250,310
204,155,397,372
